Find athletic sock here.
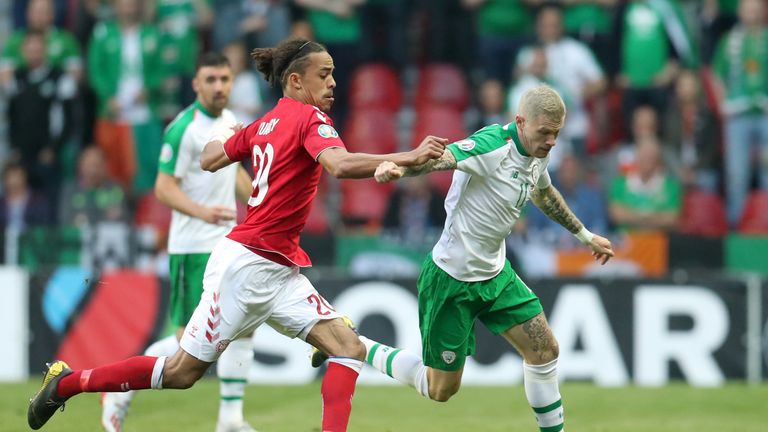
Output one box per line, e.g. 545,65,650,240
359,336,430,398
321,358,362,432
107,335,180,407
57,356,166,399
523,358,565,432
216,338,252,426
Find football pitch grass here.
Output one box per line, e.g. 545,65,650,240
2,380,766,431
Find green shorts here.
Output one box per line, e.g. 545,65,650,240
417,253,543,371
169,253,211,327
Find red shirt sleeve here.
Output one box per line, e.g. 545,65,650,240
303,108,346,160
223,121,257,162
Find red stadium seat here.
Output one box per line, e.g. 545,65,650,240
304,191,331,234
738,191,768,234
412,106,468,148
678,190,728,237
345,109,398,154
415,63,470,111
341,179,393,227
135,192,172,249
135,192,172,232
349,64,402,112
410,106,467,196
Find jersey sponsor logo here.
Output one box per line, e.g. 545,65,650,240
318,124,338,139
258,118,280,136
441,350,456,364
159,143,173,163
456,139,475,151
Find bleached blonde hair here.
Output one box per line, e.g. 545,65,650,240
518,85,566,124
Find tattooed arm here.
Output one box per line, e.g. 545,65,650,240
530,184,584,234
531,184,616,264
374,151,457,182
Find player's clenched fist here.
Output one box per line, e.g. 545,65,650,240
375,161,405,183
411,135,448,165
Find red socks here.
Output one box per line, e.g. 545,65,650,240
56,356,160,399
321,361,360,432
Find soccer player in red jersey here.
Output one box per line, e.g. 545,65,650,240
27,38,446,432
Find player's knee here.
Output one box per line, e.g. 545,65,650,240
335,337,366,361
429,382,460,402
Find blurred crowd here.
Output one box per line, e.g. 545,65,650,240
0,0,767,266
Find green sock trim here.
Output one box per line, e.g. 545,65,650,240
219,378,247,384
220,396,243,401
367,343,381,364
532,399,562,414
540,424,564,432
385,349,402,377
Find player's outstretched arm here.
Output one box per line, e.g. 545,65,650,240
317,135,448,179
374,150,457,183
531,184,614,264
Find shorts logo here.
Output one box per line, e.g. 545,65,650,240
159,143,173,163
456,139,475,152
215,339,231,354
318,124,338,138
441,350,456,364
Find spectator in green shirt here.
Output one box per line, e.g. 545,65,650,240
0,0,82,81
609,137,682,232
88,0,165,193
713,0,768,225
559,0,618,75
463,0,539,85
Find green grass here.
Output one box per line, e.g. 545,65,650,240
2,380,767,431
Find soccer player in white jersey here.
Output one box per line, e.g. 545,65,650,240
100,52,258,432
365,86,615,432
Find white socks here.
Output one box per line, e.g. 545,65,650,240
523,358,564,432
216,338,252,426
359,336,430,398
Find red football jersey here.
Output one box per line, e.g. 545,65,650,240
223,97,345,267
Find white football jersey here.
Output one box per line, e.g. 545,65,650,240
431,123,552,281
157,101,239,254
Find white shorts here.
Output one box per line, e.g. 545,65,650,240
180,237,340,362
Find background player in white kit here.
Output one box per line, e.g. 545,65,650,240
360,86,615,432
101,52,258,432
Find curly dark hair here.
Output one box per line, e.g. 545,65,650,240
251,38,327,88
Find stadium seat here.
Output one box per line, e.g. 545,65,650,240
738,191,768,234
345,109,399,154
678,190,728,237
135,192,172,248
349,63,402,112
341,179,393,227
304,191,331,234
415,63,470,111
412,105,468,148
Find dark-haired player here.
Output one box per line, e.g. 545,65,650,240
28,38,446,432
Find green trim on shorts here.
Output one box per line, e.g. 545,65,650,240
417,253,543,372
169,253,211,327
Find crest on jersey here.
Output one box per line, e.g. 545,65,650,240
441,350,456,364
159,143,173,163
531,161,541,185
318,124,338,138
456,139,475,152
